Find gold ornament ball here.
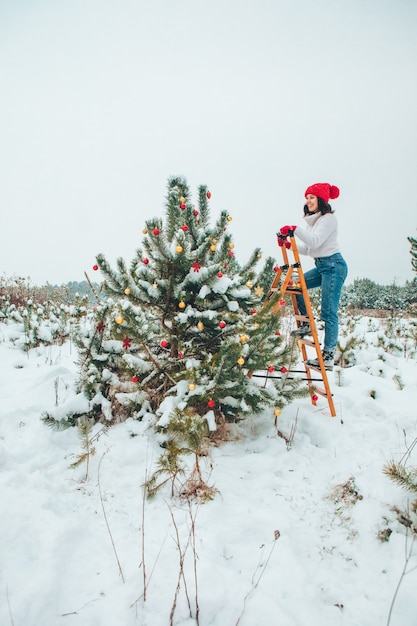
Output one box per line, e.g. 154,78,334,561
239,334,248,343
176,245,183,253
197,321,204,331
246,280,253,288
227,215,233,222
124,287,131,295
210,244,216,252
237,357,245,366
274,408,282,417
297,339,303,349
142,228,148,234
211,238,217,244
180,195,185,203
257,253,262,259
228,242,234,249
178,300,186,309
115,316,124,325
188,383,196,391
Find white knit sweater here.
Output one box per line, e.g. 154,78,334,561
295,212,341,258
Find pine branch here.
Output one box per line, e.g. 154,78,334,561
383,460,417,494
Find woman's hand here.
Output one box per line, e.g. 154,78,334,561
279,225,297,236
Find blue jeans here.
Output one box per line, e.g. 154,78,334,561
296,253,348,351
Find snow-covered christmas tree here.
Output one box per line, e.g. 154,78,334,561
69,177,305,432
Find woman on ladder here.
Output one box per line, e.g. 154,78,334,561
279,182,348,370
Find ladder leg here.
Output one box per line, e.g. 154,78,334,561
270,233,337,417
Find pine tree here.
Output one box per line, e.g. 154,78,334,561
74,176,305,430
408,233,417,273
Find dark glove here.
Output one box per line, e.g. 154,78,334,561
277,234,291,249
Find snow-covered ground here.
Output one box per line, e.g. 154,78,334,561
1,316,416,626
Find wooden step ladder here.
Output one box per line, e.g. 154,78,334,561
269,230,336,417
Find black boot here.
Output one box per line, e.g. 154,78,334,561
306,349,335,371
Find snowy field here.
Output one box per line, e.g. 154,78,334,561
1,316,416,626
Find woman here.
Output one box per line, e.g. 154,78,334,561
279,182,348,370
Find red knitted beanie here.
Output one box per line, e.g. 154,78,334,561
304,183,340,203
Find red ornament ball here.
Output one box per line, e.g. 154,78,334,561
279,299,286,305
131,375,138,383
193,209,199,216
312,394,319,402
206,191,211,199
273,266,279,272
275,331,281,336
180,203,186,210
207,399,215,408
217,271,223,278
219,320,226,329
142,257,149,264
268,365,275,373
251,308,257,314
92,264,98,271
153,228,160,236
280,366,288,374
160,340,169,349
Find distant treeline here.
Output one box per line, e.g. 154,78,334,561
340,277,417,311
2,276,417,313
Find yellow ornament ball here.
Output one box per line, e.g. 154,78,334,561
228,242,234,249
180,195,185,203
227,215,233,222
178,300,186,309
188,382,196,391
197,321,204,331
246,281,253,289
210,244,216,252
115,316,124,325
124,288,131,295
274,408,282,417
237,357,245,366
239,334,248,343
176,245,183,253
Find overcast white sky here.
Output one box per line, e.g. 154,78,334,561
1,0,416,286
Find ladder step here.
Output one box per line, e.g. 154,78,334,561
304,362,324,372
313,387,333,398
299,338,315,347
294,314,310,323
